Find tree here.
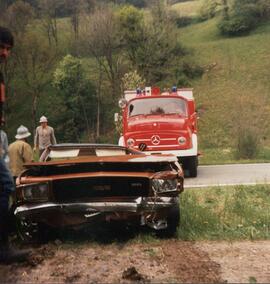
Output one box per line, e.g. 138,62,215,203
80,6,125,100
38,0,64,46
13,31,57,133
118,3,186,85
65,0,85,40
218,0,270,36
121,70,145,90
53,55,96,142
4,0,35,37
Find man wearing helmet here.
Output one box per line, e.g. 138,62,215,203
34,115,57,157
9,125,33,181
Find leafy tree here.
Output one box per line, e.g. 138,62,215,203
4,0,35,37
199,0,221,20
53,55,96,142
218,0,270,36
80,6,124,100
13,31,57,133
38,0,64,46
121,70,145,90
118,5,144,65
118,3,187,85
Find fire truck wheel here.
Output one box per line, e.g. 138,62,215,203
188,156,198,178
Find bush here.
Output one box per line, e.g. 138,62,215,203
234,130,260,159
218,15,257,36
175,16,194,27
218,0,264,36
199,0,219,21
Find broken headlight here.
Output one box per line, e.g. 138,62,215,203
152,179,178,193
22,183,49,202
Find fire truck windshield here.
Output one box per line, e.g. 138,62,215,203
128,97,187,117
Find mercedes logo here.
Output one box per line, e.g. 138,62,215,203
151,135,161,145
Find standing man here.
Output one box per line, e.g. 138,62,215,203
0,26,30,263
9,125,33,181
34,115,57,157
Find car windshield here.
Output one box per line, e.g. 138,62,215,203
44,148,127,161
128,97,187,117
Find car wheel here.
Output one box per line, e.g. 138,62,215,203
16,217,50,244
156,204,180,238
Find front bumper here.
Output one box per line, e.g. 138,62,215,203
14,197,179,228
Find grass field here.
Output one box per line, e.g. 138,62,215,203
128,185,270,243
178,185,270,240
179,17,270,149
199,147,270,165
171,0,202,17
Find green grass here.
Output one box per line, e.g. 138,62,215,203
199,147,270,165
171,0,202,17
178,185,270,240
179,18,270,148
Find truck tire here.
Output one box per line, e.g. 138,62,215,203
188,156,198,178
157,204,180,238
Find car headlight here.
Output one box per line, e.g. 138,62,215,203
152,179,178,193
22,183,49,201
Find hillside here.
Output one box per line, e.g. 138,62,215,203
2,0,270,154
177,12,270,149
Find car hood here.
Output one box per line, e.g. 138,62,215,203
24,154,177,168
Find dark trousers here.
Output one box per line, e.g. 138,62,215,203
0,158,14,245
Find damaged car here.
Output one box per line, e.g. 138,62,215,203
14,144,184,241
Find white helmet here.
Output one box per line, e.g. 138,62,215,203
39,115,48,123
15,125,31,140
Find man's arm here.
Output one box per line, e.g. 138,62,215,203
50,128,57,145
34,127,39,150
23,143,33,163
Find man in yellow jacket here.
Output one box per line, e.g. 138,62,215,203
9,125,33,181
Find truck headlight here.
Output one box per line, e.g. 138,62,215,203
178,136,186,145
152,179,178,193
127,138,135,147
22,183,49,201
118,98,127,109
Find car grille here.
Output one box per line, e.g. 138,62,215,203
53,177,150,202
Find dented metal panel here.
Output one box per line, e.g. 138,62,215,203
14,144,184,237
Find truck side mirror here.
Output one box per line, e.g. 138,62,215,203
114,113,119,122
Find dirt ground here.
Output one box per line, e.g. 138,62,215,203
1,238,270,283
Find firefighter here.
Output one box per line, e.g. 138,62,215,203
34,115,57,158
9,125,33,182
0,26,30,264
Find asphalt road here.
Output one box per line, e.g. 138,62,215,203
184,163,270,188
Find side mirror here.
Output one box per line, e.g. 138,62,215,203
114,113,119,122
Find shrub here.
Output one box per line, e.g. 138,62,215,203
218,0,264,36
218,15,257,36
199,0,219,21
175,16,194,27
234,129,260,159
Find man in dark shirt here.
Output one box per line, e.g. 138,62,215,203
0,26,30,264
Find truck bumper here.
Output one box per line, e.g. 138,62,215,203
145,134,198,157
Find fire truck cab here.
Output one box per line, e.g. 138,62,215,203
116,86,198,177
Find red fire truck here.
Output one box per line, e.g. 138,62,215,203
116,86,199,177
